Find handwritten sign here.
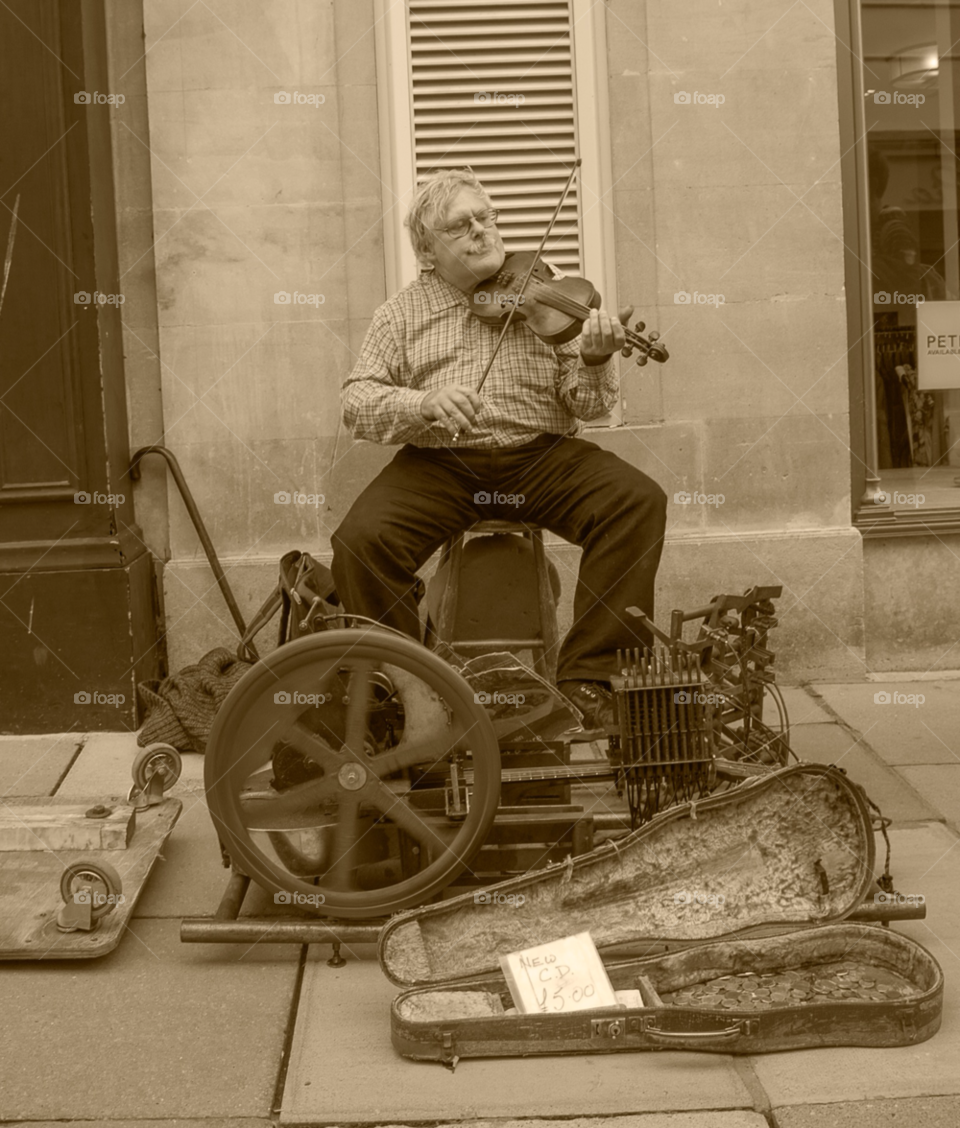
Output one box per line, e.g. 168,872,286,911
499,931,619,1015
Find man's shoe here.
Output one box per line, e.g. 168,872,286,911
557,680,616,730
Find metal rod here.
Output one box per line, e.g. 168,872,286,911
215,870,250,921
180,919,384,944
847,901,926,922
128,445,252,647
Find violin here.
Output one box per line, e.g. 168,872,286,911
446,160,667,442
470,251,669,367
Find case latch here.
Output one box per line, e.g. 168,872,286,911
591,1018,624,1039
438,1030,459,1068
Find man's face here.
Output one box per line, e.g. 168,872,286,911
421,186,506,293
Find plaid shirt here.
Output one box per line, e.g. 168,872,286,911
341,271,619,449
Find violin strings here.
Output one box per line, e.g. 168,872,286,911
523,278,651,353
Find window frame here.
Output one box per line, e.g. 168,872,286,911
373,0,617,321
837,0,960,536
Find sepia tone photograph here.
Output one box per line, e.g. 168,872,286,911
0,1,957,1125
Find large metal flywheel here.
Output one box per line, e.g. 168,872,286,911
204,629,501,919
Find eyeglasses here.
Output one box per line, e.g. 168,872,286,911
434,208,500,239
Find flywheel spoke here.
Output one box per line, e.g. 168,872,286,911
369,730,464,779
239,775,338,828
325,792,362,891
367,780,454,857
278,721,342,773
342,661,374,757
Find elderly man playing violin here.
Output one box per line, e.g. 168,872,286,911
332,169,667,729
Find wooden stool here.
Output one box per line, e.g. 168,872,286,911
425,521,560,679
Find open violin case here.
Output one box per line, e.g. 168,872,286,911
379,764,943,1062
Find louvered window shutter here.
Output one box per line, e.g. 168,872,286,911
407,0,583,274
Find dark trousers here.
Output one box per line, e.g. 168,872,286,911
330,434,667,684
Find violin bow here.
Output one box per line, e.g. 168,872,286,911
450,158,582,443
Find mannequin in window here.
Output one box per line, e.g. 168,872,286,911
868,149,945,468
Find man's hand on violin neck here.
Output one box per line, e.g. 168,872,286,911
579,305,634,365
421,384,483,436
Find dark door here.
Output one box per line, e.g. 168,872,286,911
0,0,158,732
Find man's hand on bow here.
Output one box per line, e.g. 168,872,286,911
580,305,634,364
421,384,482,436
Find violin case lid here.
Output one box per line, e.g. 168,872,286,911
378,764,876,988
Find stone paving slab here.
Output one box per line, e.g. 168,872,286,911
897,765,960,830
773,1095,960,1127
281,958,754,1125
811,682,960,766
355,1118,768,1128
17,1122,272,1128
0,733,83,797
132,786,232,918
56,731,204,798
787,724,939,823
132,783,316,922
748,822,960,1106
0,919,299,1121
768,686,835,726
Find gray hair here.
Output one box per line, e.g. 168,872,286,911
404,168,490,262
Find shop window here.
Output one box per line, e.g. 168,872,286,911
858,1,960,517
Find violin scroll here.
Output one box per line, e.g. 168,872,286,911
620,318,669,367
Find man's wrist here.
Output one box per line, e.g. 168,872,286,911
580,351,613,366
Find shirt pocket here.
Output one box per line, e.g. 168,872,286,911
407,313,466,389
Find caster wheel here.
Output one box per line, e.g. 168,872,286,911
59,860,124,919
131,744,182,793
205,628,501,919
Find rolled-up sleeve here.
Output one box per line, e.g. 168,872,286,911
553,342,619,421
341,311,430,445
